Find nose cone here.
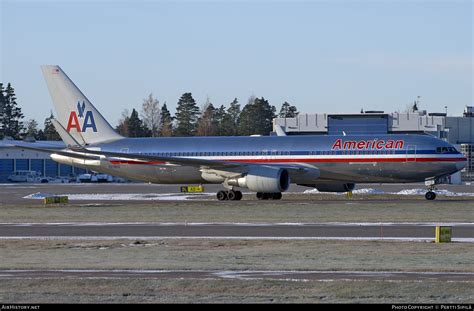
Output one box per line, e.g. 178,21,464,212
456,157,468,171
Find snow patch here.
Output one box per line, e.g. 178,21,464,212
23,192,214,201
352,188,385,195
304,188,474,197
395,189,427,195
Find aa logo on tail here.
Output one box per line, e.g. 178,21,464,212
66,101,97,132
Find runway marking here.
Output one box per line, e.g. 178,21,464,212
0,222,472,226
0,236,472,242
1,223,471,242
0,269,472,282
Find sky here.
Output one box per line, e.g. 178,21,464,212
1,0,472,126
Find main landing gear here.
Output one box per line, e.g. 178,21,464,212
256,192,282,200
217,190,243,201
425,185,437,201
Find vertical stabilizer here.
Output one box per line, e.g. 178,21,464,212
41,65,123,145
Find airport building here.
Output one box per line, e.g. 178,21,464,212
0,140,89,183
273,106,474,182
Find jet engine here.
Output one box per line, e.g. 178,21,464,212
299,182,355,193
228,166,290,193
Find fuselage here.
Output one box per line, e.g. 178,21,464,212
53,134,467,185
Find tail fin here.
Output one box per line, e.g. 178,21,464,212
51,118,84,147
41,65,122,145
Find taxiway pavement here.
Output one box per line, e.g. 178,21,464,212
0,222,472,241
0,269,472,282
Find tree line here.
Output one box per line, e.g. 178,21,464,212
0,82,299,141
116,92,299,138
0,83,61,140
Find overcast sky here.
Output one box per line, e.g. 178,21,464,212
1,0,472,125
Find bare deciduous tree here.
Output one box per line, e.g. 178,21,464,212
141,93,161,137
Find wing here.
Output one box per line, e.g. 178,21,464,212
69,147,317,176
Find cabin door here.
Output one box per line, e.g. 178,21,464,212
406,145,416,162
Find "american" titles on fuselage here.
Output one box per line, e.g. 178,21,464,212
331,139,404,150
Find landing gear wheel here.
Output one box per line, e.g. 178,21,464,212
234,191,243,201
425,191,436,200
227,190,237,201
272,193,282,200
217,190,228,201
256,192,281,200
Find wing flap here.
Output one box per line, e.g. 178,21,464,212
70,147,244,169
10,144,320,181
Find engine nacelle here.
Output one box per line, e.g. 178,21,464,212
299,182,355,193
228,166,290,193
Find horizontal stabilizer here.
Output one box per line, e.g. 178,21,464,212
11,144,100,161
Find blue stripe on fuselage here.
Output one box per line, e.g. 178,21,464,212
95,134,461,156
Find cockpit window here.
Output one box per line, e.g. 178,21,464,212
436,147,457,153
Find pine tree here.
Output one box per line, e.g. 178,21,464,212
278,101,298,118
36,129,46,140
219,98,240,136
116,109,130,137
0,83,24,139
0,83,5,139
196,103,217,136
174,92,200,136
43,111,61,140
25,119,39,139
238,97,276,136
127,108,150,137
159,103,174,137
213,105,227,136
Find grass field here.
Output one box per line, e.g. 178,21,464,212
1,196,474,223
0,240,474,303
1,278,471,303
1,194,473,303
1,239,473,272
0,239,473,303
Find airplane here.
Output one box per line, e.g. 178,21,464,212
13,65,467,201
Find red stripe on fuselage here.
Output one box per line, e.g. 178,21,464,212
107,157,466,165
109,160,166,165
228,157,465,163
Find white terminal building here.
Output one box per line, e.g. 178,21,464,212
273,106,474,182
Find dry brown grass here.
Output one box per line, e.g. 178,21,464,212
1,198,473,223
1,278,472,303
1,239,473,272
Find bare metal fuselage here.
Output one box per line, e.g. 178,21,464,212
51,134,467,186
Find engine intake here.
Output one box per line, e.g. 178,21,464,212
228,166,290,193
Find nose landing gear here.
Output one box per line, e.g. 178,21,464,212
425,185,437,200
424,178,440,201
425,191,436,200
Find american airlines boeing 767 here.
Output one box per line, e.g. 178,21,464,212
14,66,467,200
